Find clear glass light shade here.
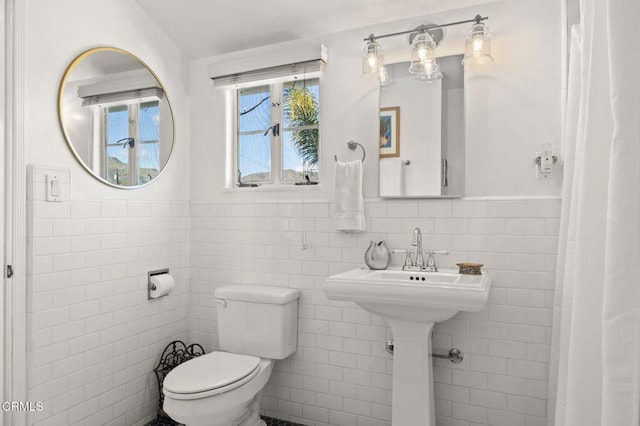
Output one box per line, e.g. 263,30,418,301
378,65,394,87
462,22,494,65
414,60,442,82
361,40,384,77
408,32,437,74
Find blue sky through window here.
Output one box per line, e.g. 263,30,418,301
107,106,129,164
238,85,271,180
138,101,160,171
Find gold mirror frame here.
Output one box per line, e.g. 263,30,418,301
58,47,175,189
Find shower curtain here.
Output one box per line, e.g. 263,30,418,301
548,0,640,425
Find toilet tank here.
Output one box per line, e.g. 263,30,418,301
215,285,300,359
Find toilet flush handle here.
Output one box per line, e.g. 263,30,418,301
215,298,227,308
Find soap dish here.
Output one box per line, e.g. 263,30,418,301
457,263,483,275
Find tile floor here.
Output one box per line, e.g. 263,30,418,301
145,414,306,426
262,416,307,426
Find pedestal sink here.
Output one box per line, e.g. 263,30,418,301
323,267,491,426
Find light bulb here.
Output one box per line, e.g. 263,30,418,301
368,54,378,68
473,38,483,55
463,20,494,65
362,39,384,77
418,46,428,61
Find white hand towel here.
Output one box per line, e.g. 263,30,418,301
334,160,365,232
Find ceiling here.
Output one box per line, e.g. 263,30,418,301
135,0,494,59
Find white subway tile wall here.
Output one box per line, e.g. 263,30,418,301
27,167,190,426
25,171,559,426
190,197,560,426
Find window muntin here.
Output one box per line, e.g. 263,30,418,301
235,77,320,187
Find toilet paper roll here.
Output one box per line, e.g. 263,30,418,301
149,274,175,299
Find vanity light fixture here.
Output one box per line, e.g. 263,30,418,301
361,14,492,84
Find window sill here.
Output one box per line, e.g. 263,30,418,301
223,184,324,193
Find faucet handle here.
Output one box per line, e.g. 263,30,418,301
424,250,449,256
422,250,449,272
392,249,414,268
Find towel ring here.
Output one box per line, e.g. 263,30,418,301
334,140,366,162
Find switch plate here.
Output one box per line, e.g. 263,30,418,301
45,174,62,202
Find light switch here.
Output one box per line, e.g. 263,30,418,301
51,179,60,197
46,174,62,202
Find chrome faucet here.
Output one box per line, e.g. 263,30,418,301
412,227,424,268
393,226,450,272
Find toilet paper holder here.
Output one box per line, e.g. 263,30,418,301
148,268,170,300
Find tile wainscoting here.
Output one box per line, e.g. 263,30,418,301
25,171,559,426
190,197,559,426
27,167,191,426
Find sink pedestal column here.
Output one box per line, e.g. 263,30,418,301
386,319,436,426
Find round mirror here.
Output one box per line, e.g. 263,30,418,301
58,47,175,188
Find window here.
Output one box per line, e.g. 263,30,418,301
101,99,160,186
236,77,320,186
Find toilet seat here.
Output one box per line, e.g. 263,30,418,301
163,351,261,400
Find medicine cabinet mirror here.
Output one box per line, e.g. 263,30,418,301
58,47,175,188
378,54,464,198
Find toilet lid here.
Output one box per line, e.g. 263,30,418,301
163,351,261,395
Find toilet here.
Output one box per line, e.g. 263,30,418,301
162,285,300,426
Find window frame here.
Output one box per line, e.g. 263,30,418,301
232,75,321,188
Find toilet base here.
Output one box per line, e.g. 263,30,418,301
169,392,266,426
237,393,265,426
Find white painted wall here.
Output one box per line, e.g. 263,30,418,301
22,1,191,425
189,0,562,202
24,0,189,201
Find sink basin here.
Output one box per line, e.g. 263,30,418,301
323,267,491,426
323,267,490,322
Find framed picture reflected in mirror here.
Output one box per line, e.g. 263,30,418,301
380,106,400,158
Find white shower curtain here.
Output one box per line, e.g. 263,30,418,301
548,0,640,425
